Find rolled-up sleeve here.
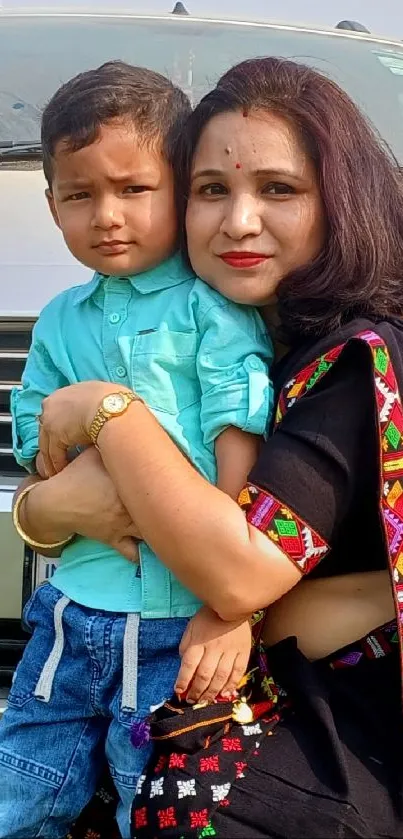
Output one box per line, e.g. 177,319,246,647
11,315,68,471
196,300,274,445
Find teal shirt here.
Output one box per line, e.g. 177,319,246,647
11,254,273,616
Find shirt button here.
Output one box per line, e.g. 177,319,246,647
247,357,262,371
116,365,127,378
109,312,120,324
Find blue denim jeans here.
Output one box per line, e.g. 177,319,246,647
0,583,188,839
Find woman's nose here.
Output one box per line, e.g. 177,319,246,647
220,196,262,240
92,197,125,230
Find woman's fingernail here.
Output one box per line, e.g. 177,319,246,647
221,691,232,698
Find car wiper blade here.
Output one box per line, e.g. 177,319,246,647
0,141,42,159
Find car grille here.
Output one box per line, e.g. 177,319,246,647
0,319,35,476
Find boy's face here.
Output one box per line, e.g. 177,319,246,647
46,119,177,276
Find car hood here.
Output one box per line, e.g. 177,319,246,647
0,168,90,317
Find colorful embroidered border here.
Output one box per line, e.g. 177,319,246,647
238,485,328,575
273,329,403,702
330,620,398,669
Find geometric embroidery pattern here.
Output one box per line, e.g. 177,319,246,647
238,485,329,575
150,777,164,798
157,806,177,829
177,779,197,799
211,783,231,803
200,755,220,773
274,328,403,700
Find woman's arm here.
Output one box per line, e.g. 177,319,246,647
15,446,141,562
263,571,394,660
97,403,301,619
37,381,301,620
37,344,379,622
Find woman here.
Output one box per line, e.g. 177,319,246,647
13,57,403,837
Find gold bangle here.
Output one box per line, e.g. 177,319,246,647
13,483,74,551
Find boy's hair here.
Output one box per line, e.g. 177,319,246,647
41,60,191,187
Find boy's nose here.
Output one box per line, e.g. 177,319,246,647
92,199,125,229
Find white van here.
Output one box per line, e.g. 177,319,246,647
1,9,403,709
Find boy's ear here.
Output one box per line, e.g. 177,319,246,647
45,188,61,229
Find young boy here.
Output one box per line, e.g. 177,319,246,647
2,62,273,838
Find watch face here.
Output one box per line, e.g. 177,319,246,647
103,393,126,414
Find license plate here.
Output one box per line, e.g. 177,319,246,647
33,554,59,588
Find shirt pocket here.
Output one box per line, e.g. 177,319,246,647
131,330,200,414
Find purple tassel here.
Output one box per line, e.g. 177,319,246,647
130,719,150,749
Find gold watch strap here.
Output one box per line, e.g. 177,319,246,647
89,391,142,446
13,483,74,551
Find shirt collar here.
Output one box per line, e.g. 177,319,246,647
73,252,195,305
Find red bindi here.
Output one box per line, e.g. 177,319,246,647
235,162,242,169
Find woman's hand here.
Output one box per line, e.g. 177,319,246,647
38,381,124,476
24,446,142,562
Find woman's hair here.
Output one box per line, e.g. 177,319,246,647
178,57,403,340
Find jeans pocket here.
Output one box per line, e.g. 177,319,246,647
21,584,43,632
8,589,56,708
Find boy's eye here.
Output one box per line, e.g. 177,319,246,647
198,183,227,196
65,192,90,201
262,183,294,195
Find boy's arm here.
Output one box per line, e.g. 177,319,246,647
11,309,70,474
215,427,261,499
11,314,71,553
174,432,259,703
195,292,274,451
175,300,272,702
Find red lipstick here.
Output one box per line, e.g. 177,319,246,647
219,251,272,269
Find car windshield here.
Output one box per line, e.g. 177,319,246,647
1,14,403,161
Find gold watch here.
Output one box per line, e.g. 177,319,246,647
89,391,142,446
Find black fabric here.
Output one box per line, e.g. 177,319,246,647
250,319,391,578
130,317,403,839
131,630,403,839
68,767,120,838
210,641,403,839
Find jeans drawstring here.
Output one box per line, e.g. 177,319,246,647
34,599,140,711
34,595,70,703
121,612,140,712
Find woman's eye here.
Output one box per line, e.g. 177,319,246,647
199,183,227,196
124,185,150,194
263,183,294,195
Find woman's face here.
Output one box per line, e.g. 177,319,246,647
186,109,326,306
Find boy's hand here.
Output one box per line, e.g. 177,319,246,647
35,447,81,479
35,451,48,479
175,606,252,705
